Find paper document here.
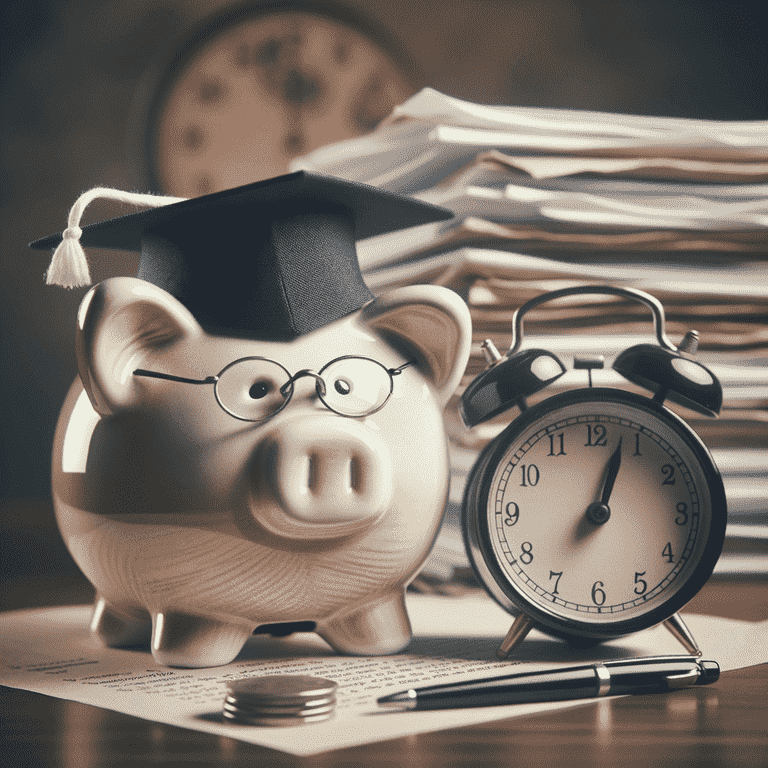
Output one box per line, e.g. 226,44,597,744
415,183,768,230
293,89,768,190
480,151,768,183
384,88,768,152
1,595,765,756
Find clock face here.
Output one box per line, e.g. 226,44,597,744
148,7,415,198
464,388,727,639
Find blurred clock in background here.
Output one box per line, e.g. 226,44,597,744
144,2,417,198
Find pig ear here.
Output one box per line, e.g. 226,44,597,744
76,277,202,415
361,285,472,405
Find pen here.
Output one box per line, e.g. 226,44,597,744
377,655,720,710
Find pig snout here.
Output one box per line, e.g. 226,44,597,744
249,416,394,539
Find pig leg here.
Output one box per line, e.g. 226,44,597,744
149,610,257,668
90,595,152,648
317,589,412,655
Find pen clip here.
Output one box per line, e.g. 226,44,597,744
665,669,700,690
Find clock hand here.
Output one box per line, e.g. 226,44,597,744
586,437,622,526
601,437,623,504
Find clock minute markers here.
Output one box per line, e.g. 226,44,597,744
585,436,622,526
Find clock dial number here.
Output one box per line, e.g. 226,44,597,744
548,432,566,456
486,401,711,625
591,581,607,606
504,502,520,526
585,424,608,446
519,464,539,487
251,34,322,109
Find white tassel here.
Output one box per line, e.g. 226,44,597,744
45,187,187,288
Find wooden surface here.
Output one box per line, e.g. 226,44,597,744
1,500,766,767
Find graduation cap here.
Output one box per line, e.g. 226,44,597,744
31,171,453,340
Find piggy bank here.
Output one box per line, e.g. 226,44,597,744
52,276,471,667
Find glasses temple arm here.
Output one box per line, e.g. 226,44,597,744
389,360,416,376
132,369,218,385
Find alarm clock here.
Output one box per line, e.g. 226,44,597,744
460,285,728,659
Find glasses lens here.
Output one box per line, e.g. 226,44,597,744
214,358,291,422
319,357,393,417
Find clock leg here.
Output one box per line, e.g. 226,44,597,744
663,613,702,656
496,613,535,659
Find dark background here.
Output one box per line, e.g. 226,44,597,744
1,0,767,584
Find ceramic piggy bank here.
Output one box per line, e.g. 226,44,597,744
38,173,472,667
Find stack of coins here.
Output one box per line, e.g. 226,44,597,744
222,675,338,726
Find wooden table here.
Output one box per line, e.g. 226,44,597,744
1,573,766,768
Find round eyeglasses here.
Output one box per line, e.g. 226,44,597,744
132,355,415,422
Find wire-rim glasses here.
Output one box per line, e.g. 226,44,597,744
132,355,415,422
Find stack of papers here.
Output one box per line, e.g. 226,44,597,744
292,88,768,582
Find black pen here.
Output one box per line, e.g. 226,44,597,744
377,656,719,710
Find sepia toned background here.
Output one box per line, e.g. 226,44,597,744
1,0,766,589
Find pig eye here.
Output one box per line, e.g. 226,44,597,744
319,357,394,417
214,358,292,422
334,378,352,396
249,380,272,399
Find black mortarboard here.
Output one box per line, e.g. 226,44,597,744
31,171,453,340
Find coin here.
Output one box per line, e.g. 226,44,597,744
226,675,338,704
224,694,336,712
223,700,336,718
222,709,334,727
222,674,339,726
